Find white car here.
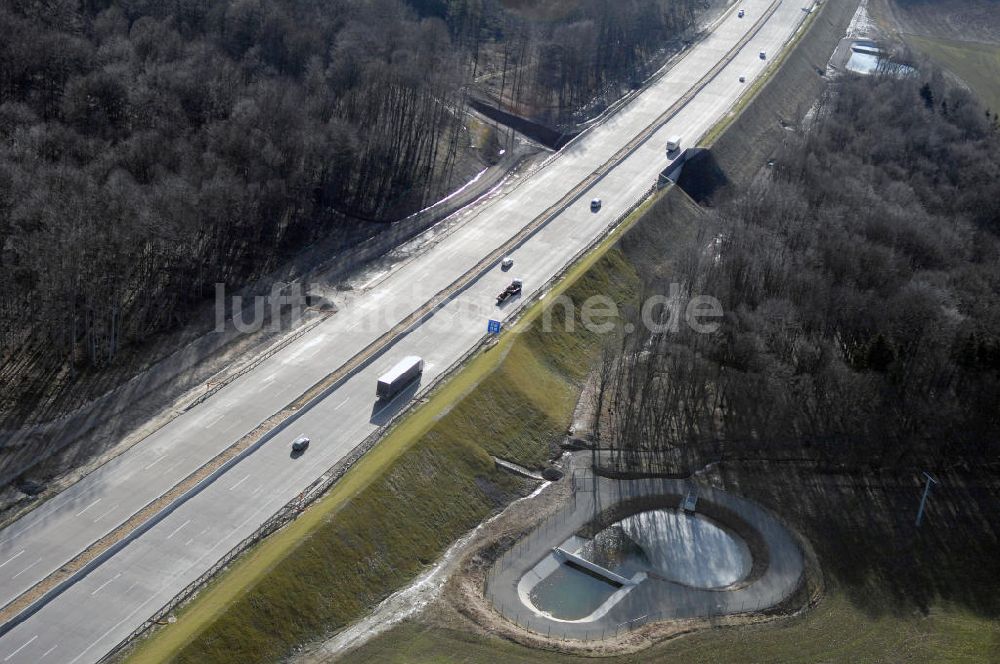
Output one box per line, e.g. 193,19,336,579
738,8,745,18
590,198,602,211
501,257,514,270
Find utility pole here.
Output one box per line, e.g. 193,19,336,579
915,471,938,527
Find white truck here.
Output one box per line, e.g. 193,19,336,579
666,135,682,153
376,356,424,400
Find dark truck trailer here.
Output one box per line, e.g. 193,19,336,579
376,355,424,400
496,278,523,305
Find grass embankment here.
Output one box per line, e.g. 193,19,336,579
125,192,650,664
904,34,1000,114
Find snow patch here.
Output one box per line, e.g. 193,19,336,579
846,0,875,39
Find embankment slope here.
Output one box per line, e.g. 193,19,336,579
706,0,862,186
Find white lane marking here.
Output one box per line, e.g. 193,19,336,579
370,399,398,420
3,634,36,661
228,474,251,491
165,519,191,540
0,551,25,569
229,504,271,535
90,572,121,596
74,498,101,517
184,538,194,546
164,457,186,474
68,593,158,664
93,503,119,522
11,560,39,579
333,399,349,411
143,456,166,471
126,581,137,593
40,645,57,659
202,412,225,427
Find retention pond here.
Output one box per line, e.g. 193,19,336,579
526,508,752,620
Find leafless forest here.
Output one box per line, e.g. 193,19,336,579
599,72,1000,473
0,0,701,425
444,0,702,124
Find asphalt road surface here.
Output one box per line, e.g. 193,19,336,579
0,2,816,661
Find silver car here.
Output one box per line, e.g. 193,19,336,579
291,435,310,452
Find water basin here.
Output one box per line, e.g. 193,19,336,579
527,562,620,620
523,508,752,621
613,509,751,588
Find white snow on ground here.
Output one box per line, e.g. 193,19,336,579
846,0,875,39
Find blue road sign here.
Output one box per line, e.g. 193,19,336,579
487,319,502,334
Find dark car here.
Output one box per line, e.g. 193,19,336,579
291,435,310,452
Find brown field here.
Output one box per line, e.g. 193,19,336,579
882,0,1000,44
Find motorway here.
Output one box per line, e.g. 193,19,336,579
0,1,815,661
